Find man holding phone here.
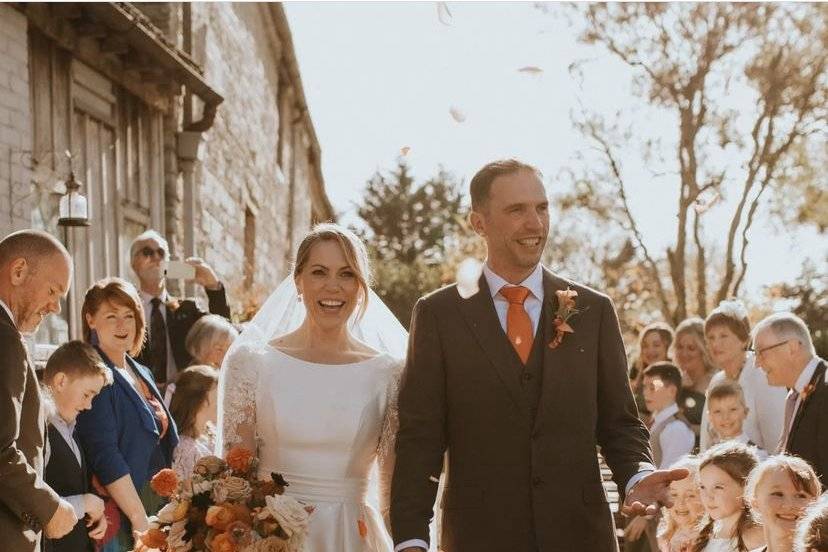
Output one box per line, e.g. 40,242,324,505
129,230,231,386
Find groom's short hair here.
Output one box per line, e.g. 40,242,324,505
470,159,543,211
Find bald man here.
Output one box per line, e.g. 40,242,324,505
0,229,78,550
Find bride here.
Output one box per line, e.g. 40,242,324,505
216,223,407,551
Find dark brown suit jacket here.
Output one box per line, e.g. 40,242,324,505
786,359,828,488
391,268,654,552
0,306,61,551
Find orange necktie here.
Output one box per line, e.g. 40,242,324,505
500,285,533,364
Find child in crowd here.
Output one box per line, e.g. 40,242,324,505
794,495,828,552
42,341,112,552
694,441,765,552
644,362,697,468
746,455,821,552
658,456,705,552
169,365,219,479
706,381,767,459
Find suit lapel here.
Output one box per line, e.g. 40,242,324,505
533,268,572,433
790,360,826,440
100,350,160,437
457,275,528,416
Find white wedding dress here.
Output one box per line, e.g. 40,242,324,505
220,342,402,552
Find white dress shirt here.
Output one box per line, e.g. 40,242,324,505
395,263,651,552
650,403,695,469
700,353,787,452
140,289,178,381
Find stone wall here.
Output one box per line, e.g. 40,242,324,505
190,3,294,315
0,5,32,236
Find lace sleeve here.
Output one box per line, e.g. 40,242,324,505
172,437,201,480
377,358,404,530
218,344,259,455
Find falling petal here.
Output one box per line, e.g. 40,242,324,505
436,2,453,26
518,66,543,75
400,146,411,156
456,258,483,298
449,106,466,123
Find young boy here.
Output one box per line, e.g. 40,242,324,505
42,340,112,552
706,380,767,458
642,362,696,468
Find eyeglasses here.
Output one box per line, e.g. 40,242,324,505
139,247,167,259
750,339,794,358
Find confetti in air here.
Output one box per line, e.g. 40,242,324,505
449,106,466,123
436,2,453,26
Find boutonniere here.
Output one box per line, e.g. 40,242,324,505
800,383,816,402
548,287,582,349
166,298,180,312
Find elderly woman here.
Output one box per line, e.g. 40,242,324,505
75,278,178,551
699,299,787,452
185,314,238,368
163,314,237,406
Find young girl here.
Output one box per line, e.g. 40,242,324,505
169,365,219,479
794,495,828,552
658,456,705,551
694,441,765,552
746,455,822,552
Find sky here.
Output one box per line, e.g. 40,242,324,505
284,1,825,301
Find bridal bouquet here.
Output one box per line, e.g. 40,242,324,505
137,446,312,552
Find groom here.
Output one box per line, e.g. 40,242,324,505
391,159,687,551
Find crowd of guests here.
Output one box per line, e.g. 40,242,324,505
624,301,828,552
0,229,237,552
1,226,826,552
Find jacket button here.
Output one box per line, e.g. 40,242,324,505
532,476,543,487
522,372,533,382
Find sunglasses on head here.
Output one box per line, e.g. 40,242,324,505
139,247,166,259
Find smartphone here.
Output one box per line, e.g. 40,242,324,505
165,260,196,280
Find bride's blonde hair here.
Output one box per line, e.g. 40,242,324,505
293,223,372,321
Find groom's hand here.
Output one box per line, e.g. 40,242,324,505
622,468,690,517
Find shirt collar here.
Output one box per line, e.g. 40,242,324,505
140,288,169,305
49,412,77,434
793,356,821,394
483,263,544,301
0,298,15,327
652,402,680,425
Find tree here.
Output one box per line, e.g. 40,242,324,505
766,260,828,359
560,3,827,326
355,160,466,327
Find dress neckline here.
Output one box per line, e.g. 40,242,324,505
266,342,388,367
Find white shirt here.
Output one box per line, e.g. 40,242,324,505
700,354,787,452
395,263,651,552
483,263,544,335
651,403,695,469
140,289,178,381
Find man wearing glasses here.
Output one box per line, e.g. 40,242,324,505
129,230,231,387
753,312,827,486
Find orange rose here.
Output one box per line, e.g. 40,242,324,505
150,468,179,497
226,446,254,473
139,527,167,548
210,532,239,552
206,504,251,531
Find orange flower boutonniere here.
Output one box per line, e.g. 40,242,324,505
800,383,816,402
549,288,581,350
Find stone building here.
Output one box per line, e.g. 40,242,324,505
0,2,334,345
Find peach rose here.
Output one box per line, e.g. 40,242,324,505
205,504,251,531
194,455,227,478
556,288,578,311
225,446,254,473
139,527,167,548
210,532,238,552
150,468,179,497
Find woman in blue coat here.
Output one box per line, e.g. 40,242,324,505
76,278,178,551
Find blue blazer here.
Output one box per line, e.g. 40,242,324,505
76,350,179,491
